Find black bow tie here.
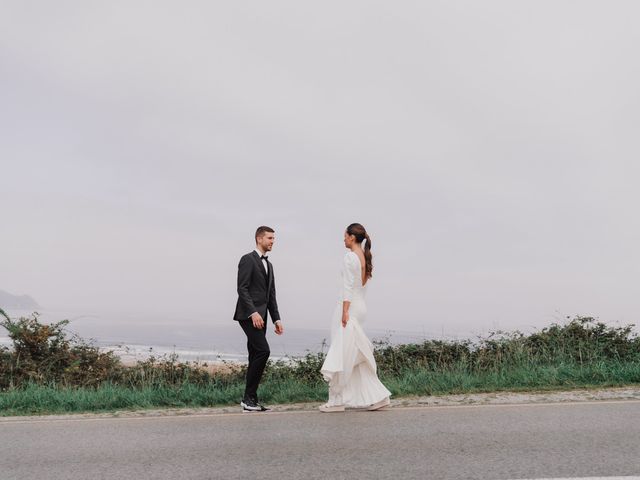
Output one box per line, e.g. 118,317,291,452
261,255,268,261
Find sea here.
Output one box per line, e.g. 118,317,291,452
0,308,443,364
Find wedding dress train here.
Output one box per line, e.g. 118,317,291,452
320,251,391,408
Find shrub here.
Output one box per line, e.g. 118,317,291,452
1,308,638,393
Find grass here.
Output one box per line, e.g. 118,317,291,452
1,308,639,416
1,360,638,417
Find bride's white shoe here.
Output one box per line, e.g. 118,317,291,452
367,397,391,411
319,403,345,413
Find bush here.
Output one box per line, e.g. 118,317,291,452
373,316,640,375
0,308,123,389
1,308,639,393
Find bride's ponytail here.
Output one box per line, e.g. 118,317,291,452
363,233,373,279
346,223,373,279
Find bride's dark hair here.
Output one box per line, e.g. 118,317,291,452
346,223,373,279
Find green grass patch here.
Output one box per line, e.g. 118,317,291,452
2,360,639,416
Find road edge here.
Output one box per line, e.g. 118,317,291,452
1,385,639,423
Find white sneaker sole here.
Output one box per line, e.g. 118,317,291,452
240,401,261,412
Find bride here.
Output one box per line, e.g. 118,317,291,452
319,223,391,412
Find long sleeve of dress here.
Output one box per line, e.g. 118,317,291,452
342,253,356,302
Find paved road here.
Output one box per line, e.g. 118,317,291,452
1,401,639,480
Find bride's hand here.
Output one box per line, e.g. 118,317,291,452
341,311,349,328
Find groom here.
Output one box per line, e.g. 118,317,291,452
234,226,284,412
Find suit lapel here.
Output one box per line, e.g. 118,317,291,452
252,251,269,283
266,259,273,292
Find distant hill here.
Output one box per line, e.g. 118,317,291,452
0,290,40,309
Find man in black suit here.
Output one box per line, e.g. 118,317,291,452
234,226,284,412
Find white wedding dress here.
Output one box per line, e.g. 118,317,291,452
320,251,391,408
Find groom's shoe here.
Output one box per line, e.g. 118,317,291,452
253,396,271,411
241,398,261,412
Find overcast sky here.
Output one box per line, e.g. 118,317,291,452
1,1,639,337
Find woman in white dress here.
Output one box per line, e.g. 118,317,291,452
319,223,391,412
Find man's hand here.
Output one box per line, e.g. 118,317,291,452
251,312,265,329
341,311,349,328
274,320,284,335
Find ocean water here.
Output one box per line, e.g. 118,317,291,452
0,308,438,364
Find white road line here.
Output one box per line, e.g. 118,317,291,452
511,477,640,480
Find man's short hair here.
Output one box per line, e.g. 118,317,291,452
255,226,275,240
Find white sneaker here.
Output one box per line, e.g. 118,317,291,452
240,399,261,412
367,397,391,411
319,403,345,413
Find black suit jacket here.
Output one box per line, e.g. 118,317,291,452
233,251,281,323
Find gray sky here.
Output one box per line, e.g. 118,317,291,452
1,1,639,337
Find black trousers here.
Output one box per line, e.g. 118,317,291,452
238,318,271,401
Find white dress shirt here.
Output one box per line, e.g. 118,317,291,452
255,248,269,274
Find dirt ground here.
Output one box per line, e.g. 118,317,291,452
2,385,639,422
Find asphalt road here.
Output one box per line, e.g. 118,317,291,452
1,401,640,480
